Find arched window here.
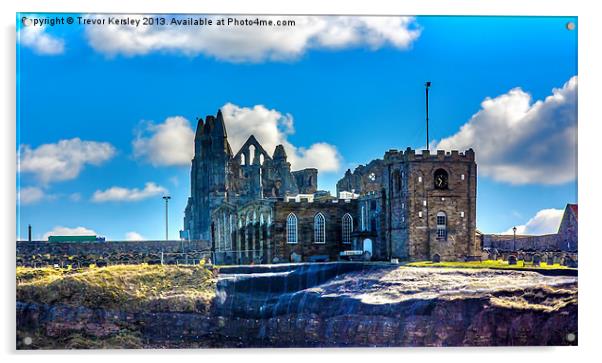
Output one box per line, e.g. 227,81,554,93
287,213,298,244
392,170,402,194
314,212,326,244
240,153,246,165
249,145,256,164
342,213,353,244
436,211,447,240
434,169,449,190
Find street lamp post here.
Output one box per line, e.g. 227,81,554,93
163,196,171,241
512,226,517,251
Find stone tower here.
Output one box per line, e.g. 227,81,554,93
382,148,478,261
185,110,232,240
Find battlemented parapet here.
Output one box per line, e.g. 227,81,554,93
384,147,476,163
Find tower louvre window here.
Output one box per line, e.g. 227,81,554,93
434,168,449,190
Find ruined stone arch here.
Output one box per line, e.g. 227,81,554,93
234,135,272,167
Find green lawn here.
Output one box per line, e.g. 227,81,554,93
407,259,572,270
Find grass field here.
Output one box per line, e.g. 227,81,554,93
406,259,572,270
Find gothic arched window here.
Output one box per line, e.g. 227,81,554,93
342,213,353,244
314,213,326,244
434,168,449,190
287,213,298,244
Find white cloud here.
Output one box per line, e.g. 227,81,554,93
133,117,194,166
92,182,167,202
84,15,420,62
43,226,97,240
18,138,116,184
18,186,45,205
502,208,564,235
221,103,341,172
125,231,145,241
435,76,577,185
132,103,342,172
18,25,65,55
69,193,82,202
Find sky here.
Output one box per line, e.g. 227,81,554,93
16,14,578,241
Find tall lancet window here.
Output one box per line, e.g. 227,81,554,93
342,213,353,244
314,213,326,244
287,213,298,244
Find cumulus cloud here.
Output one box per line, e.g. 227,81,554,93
435,76,577,185
18,186,45,205
92,182,167,202
18,138,116,184
43,226,97,240
502,208,564,235
133,117,195,166
221,103,342,172
125,231,145,241
18,25,65,55
84,15,420,62
132,103,342,172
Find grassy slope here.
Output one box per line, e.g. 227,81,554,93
17,264,218,349
406,259,572,270
17,264,217,313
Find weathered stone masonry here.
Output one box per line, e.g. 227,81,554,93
188,109,479,264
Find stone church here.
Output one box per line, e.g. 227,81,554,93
184,109,480,264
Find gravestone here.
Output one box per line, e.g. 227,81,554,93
432,254,441,263
563,257,577,268
508,255,517,265
547,256,555,266
524,254,533,263
532,255,541,266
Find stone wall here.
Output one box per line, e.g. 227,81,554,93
272,200,358,262
16,240,211,267
483,234,560,252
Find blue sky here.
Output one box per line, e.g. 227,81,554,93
16,14,577,240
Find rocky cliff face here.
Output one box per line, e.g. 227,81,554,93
17,264,577,349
